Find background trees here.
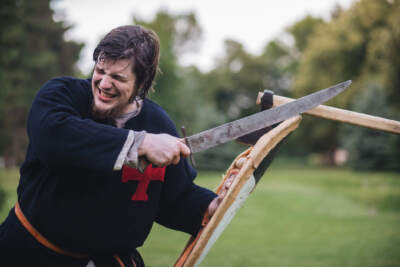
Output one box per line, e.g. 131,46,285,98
0,0,398,171
0,0,83,167
134,11,202,126
291,0,400,169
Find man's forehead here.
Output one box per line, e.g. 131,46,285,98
96,57,132,73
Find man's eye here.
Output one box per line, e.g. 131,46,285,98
112,75,126,81
96,68,105,74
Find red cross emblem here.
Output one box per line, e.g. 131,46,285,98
121,165,166,201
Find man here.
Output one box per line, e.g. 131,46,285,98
0,25,223,267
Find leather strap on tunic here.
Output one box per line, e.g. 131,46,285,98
14,202,89,259
14,202,136,266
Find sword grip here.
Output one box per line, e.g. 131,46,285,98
181,126,196,167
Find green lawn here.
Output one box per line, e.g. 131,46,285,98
0,168,19,219
1,167,400,266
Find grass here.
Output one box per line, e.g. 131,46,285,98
1,167,400,266
0,168,19,219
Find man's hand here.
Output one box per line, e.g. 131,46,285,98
138,133,191,167
207,173,235,216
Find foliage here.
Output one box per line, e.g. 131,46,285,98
291,0,400,165
185,38,298,168
341,82,400,171
138,1,400,170
1,1,399,171
202,39,296,120
287,15,324,53
0,0,83,167
134,11,204,126
134,11,239,168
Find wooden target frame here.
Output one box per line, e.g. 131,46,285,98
175,115,302,267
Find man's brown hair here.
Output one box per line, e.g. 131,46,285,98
93,25,160,99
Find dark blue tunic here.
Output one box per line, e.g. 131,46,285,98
2,77,216,256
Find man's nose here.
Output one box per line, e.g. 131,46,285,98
99,76,112,89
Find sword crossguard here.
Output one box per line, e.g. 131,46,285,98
181,126,196,167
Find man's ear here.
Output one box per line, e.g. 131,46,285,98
136,81,147,98
129,83,143,103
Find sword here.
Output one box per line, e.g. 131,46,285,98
184,80,352,155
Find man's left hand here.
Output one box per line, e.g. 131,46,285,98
207,173,235,216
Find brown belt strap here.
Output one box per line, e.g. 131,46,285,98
14,202,89,259
114,255,126,267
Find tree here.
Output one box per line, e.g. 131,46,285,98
183,36,298,169
0,0,83,167
341,82,400,171
134,11,203,126
290,0,400,165
287,15,324,53
202,38,296,121
133,11,236,169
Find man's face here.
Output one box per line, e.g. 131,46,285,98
91,58,137,120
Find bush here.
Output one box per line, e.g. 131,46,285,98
340,81,400,171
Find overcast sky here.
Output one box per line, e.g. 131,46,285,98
52,0,355,74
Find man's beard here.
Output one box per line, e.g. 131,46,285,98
91,101,128,123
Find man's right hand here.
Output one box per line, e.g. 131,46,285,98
138,133,191,167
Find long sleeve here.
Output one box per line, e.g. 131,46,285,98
27,77,129,175
156,180,217,235
155,158,217,235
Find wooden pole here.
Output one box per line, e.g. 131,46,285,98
257,92,400,135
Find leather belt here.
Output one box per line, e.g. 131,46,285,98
14,202,133,266
14,202,89,259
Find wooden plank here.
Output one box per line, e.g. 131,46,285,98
257,92,400,134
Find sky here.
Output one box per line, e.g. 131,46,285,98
51,0,355,74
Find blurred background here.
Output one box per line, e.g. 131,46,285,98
0,0,399,266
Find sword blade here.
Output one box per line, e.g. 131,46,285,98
187,80,351,153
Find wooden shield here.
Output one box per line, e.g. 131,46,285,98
175,115,302,267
